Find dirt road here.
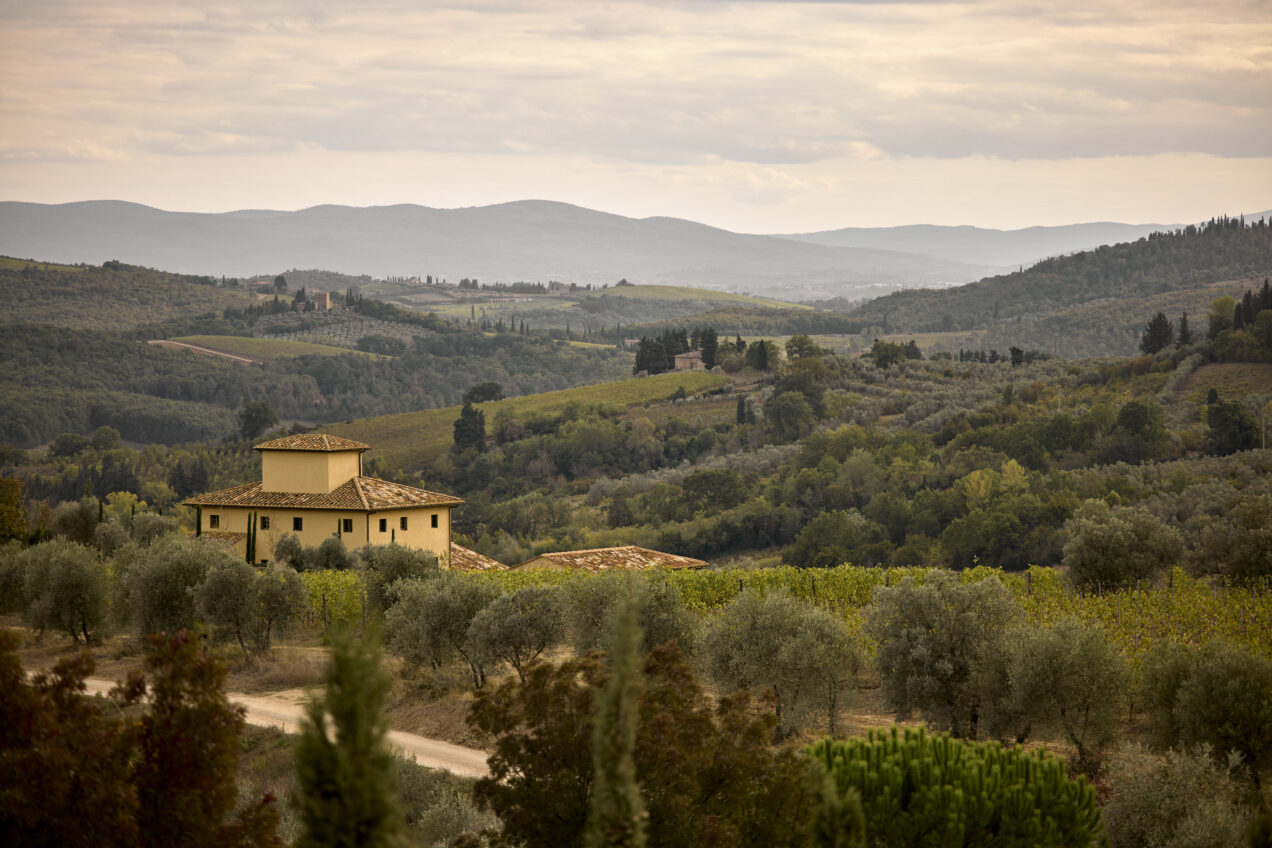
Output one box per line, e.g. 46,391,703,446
83,677,490,779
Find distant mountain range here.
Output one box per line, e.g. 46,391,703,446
2,199,1264,303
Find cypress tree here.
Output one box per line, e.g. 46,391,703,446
583,603,646,848
293,631,405,848
1177,312,1193,345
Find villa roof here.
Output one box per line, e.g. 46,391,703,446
253,434,370,452
184,476,463,511
450,544,508,572
513,545,706,573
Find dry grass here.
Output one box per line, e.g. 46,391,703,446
227,645,329,694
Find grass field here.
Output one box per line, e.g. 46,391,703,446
584,284,809,310
1179,363,1272,403
875,331,989,351
324,371,730,469
171,335,384,360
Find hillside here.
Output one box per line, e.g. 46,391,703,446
0,257,252,330
0,200,993,302
781,220,1176,267
323,370,729,471
843,217,1272,357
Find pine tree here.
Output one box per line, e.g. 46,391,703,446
1139,312,1175,354
293,631,404,848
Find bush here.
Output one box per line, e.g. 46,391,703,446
811,727,1105,847
1102,744,1251,848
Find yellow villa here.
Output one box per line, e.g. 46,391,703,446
184,434,462,565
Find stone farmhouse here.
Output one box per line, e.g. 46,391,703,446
185,434,464,567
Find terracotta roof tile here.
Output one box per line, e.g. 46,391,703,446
199,529,248,542
253,434,370,452
513,545,705,573
450,544,508,572
184,477,463,511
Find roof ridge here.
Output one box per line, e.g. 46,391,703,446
352,476,369,510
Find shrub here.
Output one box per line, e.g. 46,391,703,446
811,727,1105,847
1102,744,1251,848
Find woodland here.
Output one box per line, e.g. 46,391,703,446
2,220,1272,846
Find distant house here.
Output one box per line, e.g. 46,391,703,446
512,545,706,573
673,350,704,371
450,544,508,572
311,290,333,310
184,434,463,566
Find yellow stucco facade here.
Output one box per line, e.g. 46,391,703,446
186,434,462,566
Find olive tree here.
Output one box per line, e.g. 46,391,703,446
466,585,563,684
864,572,1015,738
253,567,305,651
1062,500,1183,590
384,572,501,689
705,589,860,738
990,619,1127,775
357,544,439,615
565,571,697,658
193,558,259,661
21,539,109,643
123,536,233,638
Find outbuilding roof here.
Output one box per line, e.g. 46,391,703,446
253,434,370,452
450,544,508,572
184,476,463,511
513,545,705,572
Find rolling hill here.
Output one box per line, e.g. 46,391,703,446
0,200,997,302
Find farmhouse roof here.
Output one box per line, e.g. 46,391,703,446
199,529,249,544
674,350,703,360
450,544,508,572
253,434,370,452
184,477,463,511
513,545,706,572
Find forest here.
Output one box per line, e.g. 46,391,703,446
834,217,1272,357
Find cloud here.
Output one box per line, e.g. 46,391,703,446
0,0,1267,230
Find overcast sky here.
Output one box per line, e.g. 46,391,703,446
2,0,1269,232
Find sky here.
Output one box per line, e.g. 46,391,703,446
1,0,1269,232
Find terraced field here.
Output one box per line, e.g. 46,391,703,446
323,370,730,469
170,335,385,360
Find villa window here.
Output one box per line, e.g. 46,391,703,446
400,516,408,531
293,516,303,531
342,518,353,533
431,513,439,529
259,516,271,530
209,514,220,529
379,518,387,533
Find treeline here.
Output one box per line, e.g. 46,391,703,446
846,216,1272,334
609,305,865,341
